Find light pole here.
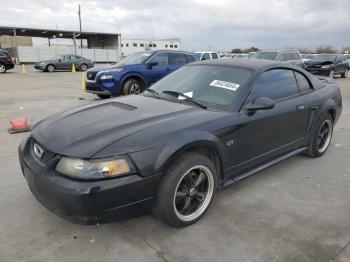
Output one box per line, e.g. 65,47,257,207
78,4,83,55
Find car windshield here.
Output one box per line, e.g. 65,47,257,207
117,52,152,65
250,52,277,60
148,65,252,110
312,54,337,61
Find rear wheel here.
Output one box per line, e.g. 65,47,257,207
122,79,143,95
304,113,333,158
153,152,217,227
341,68,348,78
46,64,55,72
0,63,6,73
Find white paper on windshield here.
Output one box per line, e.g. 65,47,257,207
178,91,193,100
209,80,240,91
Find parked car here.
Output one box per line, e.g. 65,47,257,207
19,58,342,227
249,49,304,66
85,50,197,98
301,54,317,62
303,54,349,78
0,50,15,73
34,54,94,72
194,51,219,60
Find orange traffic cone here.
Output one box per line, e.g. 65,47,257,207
8,117,31,134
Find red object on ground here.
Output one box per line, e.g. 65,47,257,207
8,117,31,134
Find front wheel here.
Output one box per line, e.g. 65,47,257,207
46,64,56,72
304,113,333,158
0,63,6,73
80,63,88,72
153,152,217,227
341,68,349,78
122,79,143,95
329,69,335,78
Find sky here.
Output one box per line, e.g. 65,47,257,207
1,0,350,51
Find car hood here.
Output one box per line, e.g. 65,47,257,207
31,95,199,158
87,64,142,73
305,60,334,66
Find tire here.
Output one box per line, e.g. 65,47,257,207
153,152,218,227
97,94,111,99
46,64,56,72
341,68,348,78
304,113,333,158
329,69,335,78
0,63,6,73
122,79,143,95
80,63,88,72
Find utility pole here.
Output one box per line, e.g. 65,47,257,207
78,4,83,53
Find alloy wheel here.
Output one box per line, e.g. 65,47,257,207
47,65,55,72
317,119,333,153
173,165,214,222
329,70,334,78
129,83,141,94
345,69,349,78
0,64,5,73
81,64,88,72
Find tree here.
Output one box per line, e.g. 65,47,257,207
315,45,336,54
231,48,242,53
243,47,259,53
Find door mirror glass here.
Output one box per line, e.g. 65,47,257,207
246,97,275,112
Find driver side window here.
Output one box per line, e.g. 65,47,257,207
149,53,168,66
201,53,210,60
250,69,299,101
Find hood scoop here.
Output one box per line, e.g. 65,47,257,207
110,102,137,111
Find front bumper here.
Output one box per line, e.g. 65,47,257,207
34,64,45,70
85,82,112,96
304,67,331,76
19,137,160,225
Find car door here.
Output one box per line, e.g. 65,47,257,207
167,52,187,72
201,53,210,61
234,69,310,175
147,52,169,84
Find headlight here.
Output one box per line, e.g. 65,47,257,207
40,62,46,66
55,156,135,179
99,74,114,80
321,65,331,69
115,67,124,72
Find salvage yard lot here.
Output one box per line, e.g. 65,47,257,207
0,66,350,262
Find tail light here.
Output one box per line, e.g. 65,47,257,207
6,56,13,63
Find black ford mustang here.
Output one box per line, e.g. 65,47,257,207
19,59,342,227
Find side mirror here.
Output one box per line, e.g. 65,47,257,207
246,97,275,113
147,61,158,69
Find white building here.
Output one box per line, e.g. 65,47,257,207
120,38,181,57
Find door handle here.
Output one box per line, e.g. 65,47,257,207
296,105,305,111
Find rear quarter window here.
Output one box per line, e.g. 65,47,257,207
294,71,312,92
185,54,196,63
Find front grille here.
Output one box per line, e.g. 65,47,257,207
86,71,98,81
30,139,56,165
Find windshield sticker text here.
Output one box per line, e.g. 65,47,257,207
209,80,240,91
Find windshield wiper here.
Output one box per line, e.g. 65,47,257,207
162,90,207,109
144,89,160,99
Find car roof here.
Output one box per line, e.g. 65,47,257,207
191,58,290,71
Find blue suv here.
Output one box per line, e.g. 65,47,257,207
85,50,197,98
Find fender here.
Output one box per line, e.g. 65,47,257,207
120,72,147,88
154,130,227,173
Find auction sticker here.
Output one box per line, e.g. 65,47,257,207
209,80,240,91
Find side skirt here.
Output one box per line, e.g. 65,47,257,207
222,147,308,188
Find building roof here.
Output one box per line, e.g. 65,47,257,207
0,26,120,39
